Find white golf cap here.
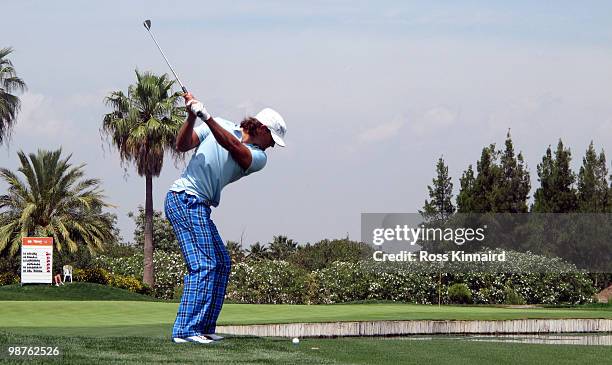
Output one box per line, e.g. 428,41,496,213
255,108,287,147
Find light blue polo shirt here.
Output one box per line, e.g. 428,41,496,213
169,117,267,207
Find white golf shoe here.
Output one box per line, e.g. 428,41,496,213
172,335,215,344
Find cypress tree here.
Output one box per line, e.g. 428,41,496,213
472,144,498,212
493,131,531,212
457,165,475,213
532,140,578,212
532,146,553,212
609,165,612,212
577,142,609,213
420,156,456,222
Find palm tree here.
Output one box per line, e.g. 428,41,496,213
247,242,269,260
0,149,116,256
102,70,185,287
225,240,245,264
268,235,298,260
0,47,27,145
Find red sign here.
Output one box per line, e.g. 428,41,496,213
22,237,53,246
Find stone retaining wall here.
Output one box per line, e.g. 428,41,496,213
217,319,612,338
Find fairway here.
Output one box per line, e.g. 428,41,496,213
1,331,610,365
2,300,612,338
1,299,611,364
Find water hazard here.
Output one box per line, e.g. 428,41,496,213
394,333,612,346
466,334,612,346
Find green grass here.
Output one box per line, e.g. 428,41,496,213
1,285,610,364
1,284,611,338
1,300,611,338
545,302,612,309
0,332,609,365
0,283,159,301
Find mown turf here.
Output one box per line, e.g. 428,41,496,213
0,332,609,365
0,283,158,301
2,300,611,338
1,285,610,363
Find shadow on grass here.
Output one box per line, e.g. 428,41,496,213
3,324,173,338
0,283,162,302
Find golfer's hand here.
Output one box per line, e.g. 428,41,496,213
185,94,211,121
183,92,194,103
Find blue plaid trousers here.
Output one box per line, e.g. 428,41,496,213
164,190,231,338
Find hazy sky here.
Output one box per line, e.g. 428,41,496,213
1,1,611,247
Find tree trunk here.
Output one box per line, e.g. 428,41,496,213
143,173,155,288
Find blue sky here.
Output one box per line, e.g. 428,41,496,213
1,1,612,246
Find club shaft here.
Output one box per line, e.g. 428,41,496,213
146,29,187,92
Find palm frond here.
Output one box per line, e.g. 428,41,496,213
101,70,185,177
0,149,116,256
0,47,27,144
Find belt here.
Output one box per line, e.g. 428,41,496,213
172,190,213,207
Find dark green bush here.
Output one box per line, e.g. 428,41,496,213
0,256,20,274
288,239,374,271
73,267,110,285
0,272,19,285
448,283,472,304
102,243,140,258
73,267,151,295
503,286,526,305
108,274,150,295
52,246,93,276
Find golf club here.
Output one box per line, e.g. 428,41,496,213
143,19,205,119
143,19,187,93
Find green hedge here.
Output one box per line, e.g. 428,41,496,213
91,250,597,304
309,263,593,305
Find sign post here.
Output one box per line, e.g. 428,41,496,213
21,237,53,284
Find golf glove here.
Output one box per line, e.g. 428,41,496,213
187,100,211,121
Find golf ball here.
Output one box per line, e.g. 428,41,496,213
292,337,300,344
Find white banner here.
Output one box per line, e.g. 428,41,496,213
21,237,53,284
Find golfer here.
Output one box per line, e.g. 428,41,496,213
164,93,286,344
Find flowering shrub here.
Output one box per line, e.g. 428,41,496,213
453,272,595,305
227,260,308,304
309,261,437,304
366,264,438,304
89,249,596,304
92,251,185,299
108,274,152,295
310,262,373,304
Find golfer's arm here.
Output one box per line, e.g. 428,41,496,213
175,114,200,152
204,117,252,170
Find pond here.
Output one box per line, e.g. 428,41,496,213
465,333,612,346
393,333,612,346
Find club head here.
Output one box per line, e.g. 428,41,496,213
143,19,151,30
